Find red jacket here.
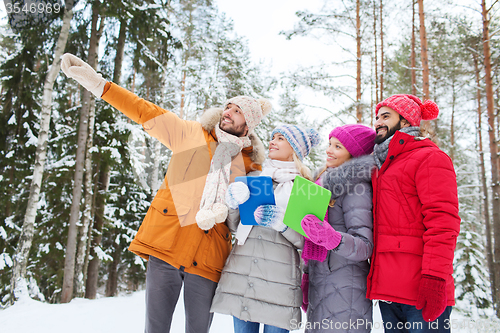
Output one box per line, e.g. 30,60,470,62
366,131,460,306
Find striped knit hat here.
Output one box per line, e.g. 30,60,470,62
375,94,439,126
271,125,321,160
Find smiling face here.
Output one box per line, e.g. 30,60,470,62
219,103,249,137
268,132,294,161
374,106,410,144
326,137,352,168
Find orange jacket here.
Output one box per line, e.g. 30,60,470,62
102,82,263,282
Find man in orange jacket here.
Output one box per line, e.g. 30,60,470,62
61,53,270,333
367,94,460,333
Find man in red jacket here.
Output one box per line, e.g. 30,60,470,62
366,94,460,333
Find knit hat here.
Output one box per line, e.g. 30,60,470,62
271,125,321,160
223,96,272,132
329,124,376,157
375,94,439,126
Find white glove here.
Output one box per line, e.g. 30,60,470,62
225,182,250,209
61,53,107,98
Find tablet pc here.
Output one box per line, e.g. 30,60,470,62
234,176,276,225
283,176,331,236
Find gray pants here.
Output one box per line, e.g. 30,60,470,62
145,256,218,333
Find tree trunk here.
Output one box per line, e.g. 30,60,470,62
10,0,74,303
104,18,128,297
61,1,102,303
417,0,430,100
113,18,127,85
417,0,435,138
474,53,496,307
373,0,379,105
105,237,121,297
74,94,97,297
355,0,362,122
77,13,106,300
411,0,417,96
85,166,111,299
482,0,500,317
379,0,384,101
450,81,455,162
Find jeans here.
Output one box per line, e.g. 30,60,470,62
233,316,289,333
379,301,453,333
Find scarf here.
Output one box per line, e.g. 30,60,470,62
235,159,300,245
373,126,420,168
196,125,251,228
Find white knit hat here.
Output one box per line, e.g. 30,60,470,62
223,96,272,132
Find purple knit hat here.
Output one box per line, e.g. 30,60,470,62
329,124,376,157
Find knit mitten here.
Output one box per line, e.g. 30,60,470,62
225,182,250,209
301,238,328,264
416,275,447,322
301,273,309,312
301,214,342,250
254,205,287,232
196,203,228,231
61,53,107,98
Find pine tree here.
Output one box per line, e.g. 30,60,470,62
0,3,65,306
10,0,75,304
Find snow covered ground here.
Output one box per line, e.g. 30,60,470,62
0,289,498,332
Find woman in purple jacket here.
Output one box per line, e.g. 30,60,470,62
300,124,376,333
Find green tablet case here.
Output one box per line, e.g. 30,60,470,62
283,176,332,236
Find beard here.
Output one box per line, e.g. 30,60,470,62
375,122,401,144
219,118,247,137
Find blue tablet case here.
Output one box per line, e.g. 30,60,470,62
234,176,276,225
283,176,332,236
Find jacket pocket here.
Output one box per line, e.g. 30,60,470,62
390,179,417,224
136,191,190,250
203,223,232,273
377,234,423,256
327,252,349,272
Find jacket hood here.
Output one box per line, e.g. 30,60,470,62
199,107,265,165
320,154,376,199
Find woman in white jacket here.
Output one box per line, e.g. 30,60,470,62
210,124,320,333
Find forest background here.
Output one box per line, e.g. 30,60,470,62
0,0,499,322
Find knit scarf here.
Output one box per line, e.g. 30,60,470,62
235,159,299,245
199,125,251,212
373,126,420,168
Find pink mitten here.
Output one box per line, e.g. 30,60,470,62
301,238,328,264
301,273,309,312
301,214,342,250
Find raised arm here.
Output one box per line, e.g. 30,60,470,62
61,53,203,151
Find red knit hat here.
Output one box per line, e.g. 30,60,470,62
375,94,439,126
